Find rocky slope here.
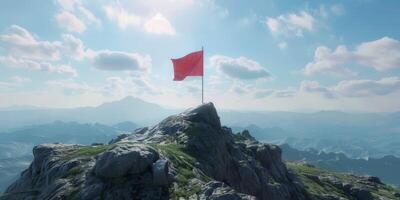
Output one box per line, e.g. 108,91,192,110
1,103,399,200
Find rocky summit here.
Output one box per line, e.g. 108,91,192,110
1,103,399,200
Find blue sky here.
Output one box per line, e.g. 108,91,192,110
0,0,400,112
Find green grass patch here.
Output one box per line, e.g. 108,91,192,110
286,162,351,198
67,145,112,159
66,187,80,200
66,166,82,178
152,143,210,199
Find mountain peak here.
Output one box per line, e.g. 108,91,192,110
181,102,221,129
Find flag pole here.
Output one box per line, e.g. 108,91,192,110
202,46,204,104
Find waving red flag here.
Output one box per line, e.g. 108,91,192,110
171,50,203,81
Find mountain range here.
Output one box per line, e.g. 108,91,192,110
1,96,400,159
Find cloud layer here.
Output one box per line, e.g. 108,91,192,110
92,50,151,72
103,4,176,35
304,37,400,76
210,55,271,80
266,11,315,37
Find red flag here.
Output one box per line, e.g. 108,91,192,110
171,50,203,81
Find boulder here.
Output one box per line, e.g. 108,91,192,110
199,181,256,200
94,143,159,178
349,187,373,200
152,159,169,186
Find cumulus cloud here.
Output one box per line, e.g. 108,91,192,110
55,0,101,33
355,37,400,71
55,11,86,33
102,76,160,97
103,4,176,35
0,25,62,60
334,77,400,97
300,80,335,98
304,37,400,76
0,25,88,61
303,46,357,76
103,5,142,30
92,50,151,72
61,34,86,60
278,42,287,50
266,11,315,37
144,13,176,35
301,77,400,98
0,56,78,77
210,55,271,80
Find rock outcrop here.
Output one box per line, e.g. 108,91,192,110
1,103,399,200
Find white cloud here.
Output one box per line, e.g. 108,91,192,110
210,55,271,80
334,77,400,97
0,56,78,77
0,25,89,61
103,4,176,36
278,42,287,50
0,25,62,60
273,89,296,98
103,5,142,30
304,45,357,76
300,77,400,98
300,80,335,98
304,37,400,76
330,4,345,16
55,0,101,32
92,50,151,72
355,37,400,71
57,0,77,11
144,13,176,35
0,76,31,90
55,11,86,33
77,6,101,27
61,34,86,60
266,11,315,37
253,88,273,98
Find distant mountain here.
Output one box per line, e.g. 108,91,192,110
280,143,400,188
2,97,400,158
112,121,138,132
0,121,136,193
0,96,177,132
233,122,400,158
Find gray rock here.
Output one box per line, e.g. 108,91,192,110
350,187,374,200
94,143,159,178
152,159,169,186
364,176,382,184
394,192,400,197
199,181,256,200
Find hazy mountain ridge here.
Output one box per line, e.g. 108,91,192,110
2,97,400,159
0,97,177,132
